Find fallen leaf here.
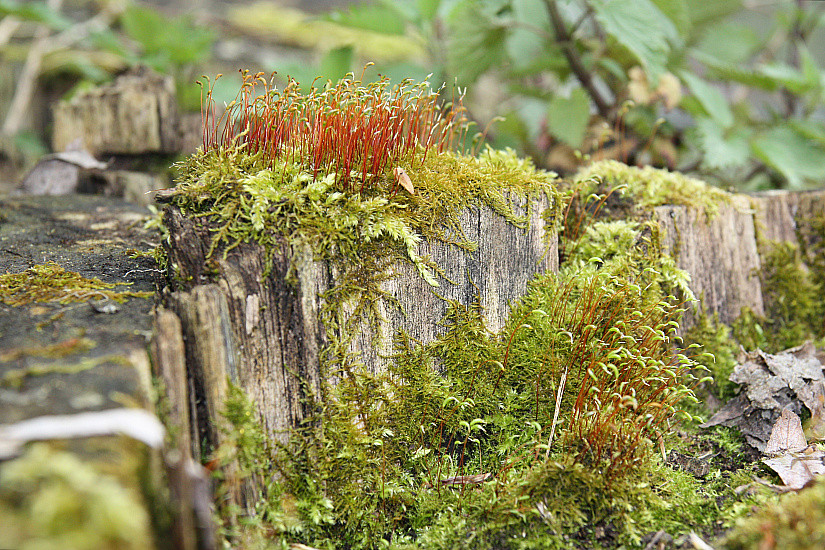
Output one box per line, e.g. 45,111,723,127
394,167,414,194
761,408,825,489
701,343,825,451
765,408,807,453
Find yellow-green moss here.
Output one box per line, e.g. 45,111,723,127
573,159,731,218
0,262,152,307
722,478,825,550
0,443,154,550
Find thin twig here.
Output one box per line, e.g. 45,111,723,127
542,0,613,121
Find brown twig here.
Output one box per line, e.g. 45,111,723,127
542,0,613,121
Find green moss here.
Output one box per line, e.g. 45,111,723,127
722,478,825,550
683,311,739,402
0,262,152,307
213,265,718,549
572,159,731,219
0,443,154,550
1,354,132,390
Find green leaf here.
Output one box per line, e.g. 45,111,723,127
693,50,780,91
751,125,825,189
590,0,678,80
447,0,509,84
694,22,760,65
679,70,734,128
0,0,71,30
789,119,825,148
417,0,442,21
547,87,591,148
651,0,691,36
683,0,743,29
693,117,750,170
326,2,406,35
506,0,550,70
120,5,214,68
320,46,354,83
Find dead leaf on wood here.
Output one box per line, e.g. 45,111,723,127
701,343,825,451
761,408,825,490
394,167,414,195
765,408,808,453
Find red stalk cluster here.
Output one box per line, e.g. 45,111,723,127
200,70,471,192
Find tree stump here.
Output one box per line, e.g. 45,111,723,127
654,194,764,326
159,197,556,443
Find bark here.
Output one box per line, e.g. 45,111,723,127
160,196,557,443
654,194,764,326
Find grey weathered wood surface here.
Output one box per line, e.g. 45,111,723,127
159,196,557,443
52,67,181,156
655,194,765,327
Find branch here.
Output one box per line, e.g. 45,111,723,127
542,0,613,121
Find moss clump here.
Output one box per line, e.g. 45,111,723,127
564,218,694,303
0,262,152,307
216,266,707,549
721,478,825,550
0,443,154,550
572,159,730,218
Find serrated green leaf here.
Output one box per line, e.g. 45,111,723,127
547,88,591,148
693,117,750,170
680,70,734,128
447,0,509,84
590,0,677,80
751,125,825,189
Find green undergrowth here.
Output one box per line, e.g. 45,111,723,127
168,120,770,547
214,263,729,549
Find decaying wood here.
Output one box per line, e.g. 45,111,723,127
654,194,764,326
151,308,191,454
160,197,556,444
52,66,180,155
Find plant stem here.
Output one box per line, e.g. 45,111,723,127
542,0,613,121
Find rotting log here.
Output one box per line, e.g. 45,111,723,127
158,196,556,445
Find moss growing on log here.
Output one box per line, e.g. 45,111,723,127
0,262,152,307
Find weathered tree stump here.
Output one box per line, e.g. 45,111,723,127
52,66,181,156
159,197,556,443
654,194,764,326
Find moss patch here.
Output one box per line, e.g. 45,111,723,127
0,262,152,307
572,159,731,219
0,443,154,550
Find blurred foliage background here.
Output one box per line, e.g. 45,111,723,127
2,0,825,191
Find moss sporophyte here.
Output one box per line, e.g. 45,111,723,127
164,71,758,549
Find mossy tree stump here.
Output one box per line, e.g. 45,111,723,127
157,197,556,448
